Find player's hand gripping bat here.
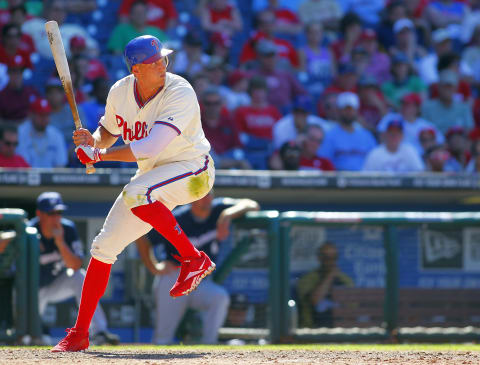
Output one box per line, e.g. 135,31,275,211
45,20,95,174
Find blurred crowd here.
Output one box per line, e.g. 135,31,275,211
1,0,480,173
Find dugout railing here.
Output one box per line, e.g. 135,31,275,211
217,211,280,343
0,209,40,343
225,211,480,343
276,211,480,343
6,210,480,344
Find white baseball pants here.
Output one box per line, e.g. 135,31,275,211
90,155,215,264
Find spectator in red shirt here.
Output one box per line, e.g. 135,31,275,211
298,124,335,171
251,39,307,113
0,125,29,168
239,9,299,69
118,0,177,31
200,0,243,44
234,76,282,169
265,0,302,36
235,76,281,141
201,87,250,169
69,35,108,82
0,55,38,125
0,23,33,70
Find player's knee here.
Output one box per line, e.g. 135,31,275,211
90,232,120,265
121,182,148,209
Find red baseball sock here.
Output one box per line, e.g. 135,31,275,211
74,257,111,333
131,201,200,258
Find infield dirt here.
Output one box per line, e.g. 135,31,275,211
1,347,479,365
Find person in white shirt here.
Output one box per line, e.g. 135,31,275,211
418,28,471,85
52,35,215,353
273,96,331,150
16,98,67,168
363,119,424,172
377,93,444,155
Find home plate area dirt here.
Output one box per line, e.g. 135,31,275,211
1,348,479,365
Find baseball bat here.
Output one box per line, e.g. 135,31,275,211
45,20,95,174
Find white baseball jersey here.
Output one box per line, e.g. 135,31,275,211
99,72,211,172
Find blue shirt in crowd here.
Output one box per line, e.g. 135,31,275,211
318,124,377,171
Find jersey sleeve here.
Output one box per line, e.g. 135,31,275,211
98,89,122,137
152,85,199,135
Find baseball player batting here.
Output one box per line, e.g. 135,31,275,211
51,35,216,352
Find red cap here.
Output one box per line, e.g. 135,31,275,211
30,98,52,114
361,29,377,41
401,92,422,106
70,35,86,49
446,126,465,139
418,127,436,138
228,70,249,86
6,54,28,70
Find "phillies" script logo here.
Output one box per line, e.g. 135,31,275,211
115,114,149,141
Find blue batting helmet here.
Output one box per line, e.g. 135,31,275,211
124,35,173,72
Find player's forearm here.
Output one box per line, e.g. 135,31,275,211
100,144,137,162
135,238,161,275
92,127,118,149
223,199,260,220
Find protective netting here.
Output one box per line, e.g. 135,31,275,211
397,225,480,328
288,224,386,330
221,228,270,332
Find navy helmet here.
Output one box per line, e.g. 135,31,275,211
124,35,173,72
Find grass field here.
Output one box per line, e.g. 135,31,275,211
1,344,479,364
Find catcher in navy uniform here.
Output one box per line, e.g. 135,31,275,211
30,192,119,345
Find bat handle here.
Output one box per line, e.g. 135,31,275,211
86,163,96,174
